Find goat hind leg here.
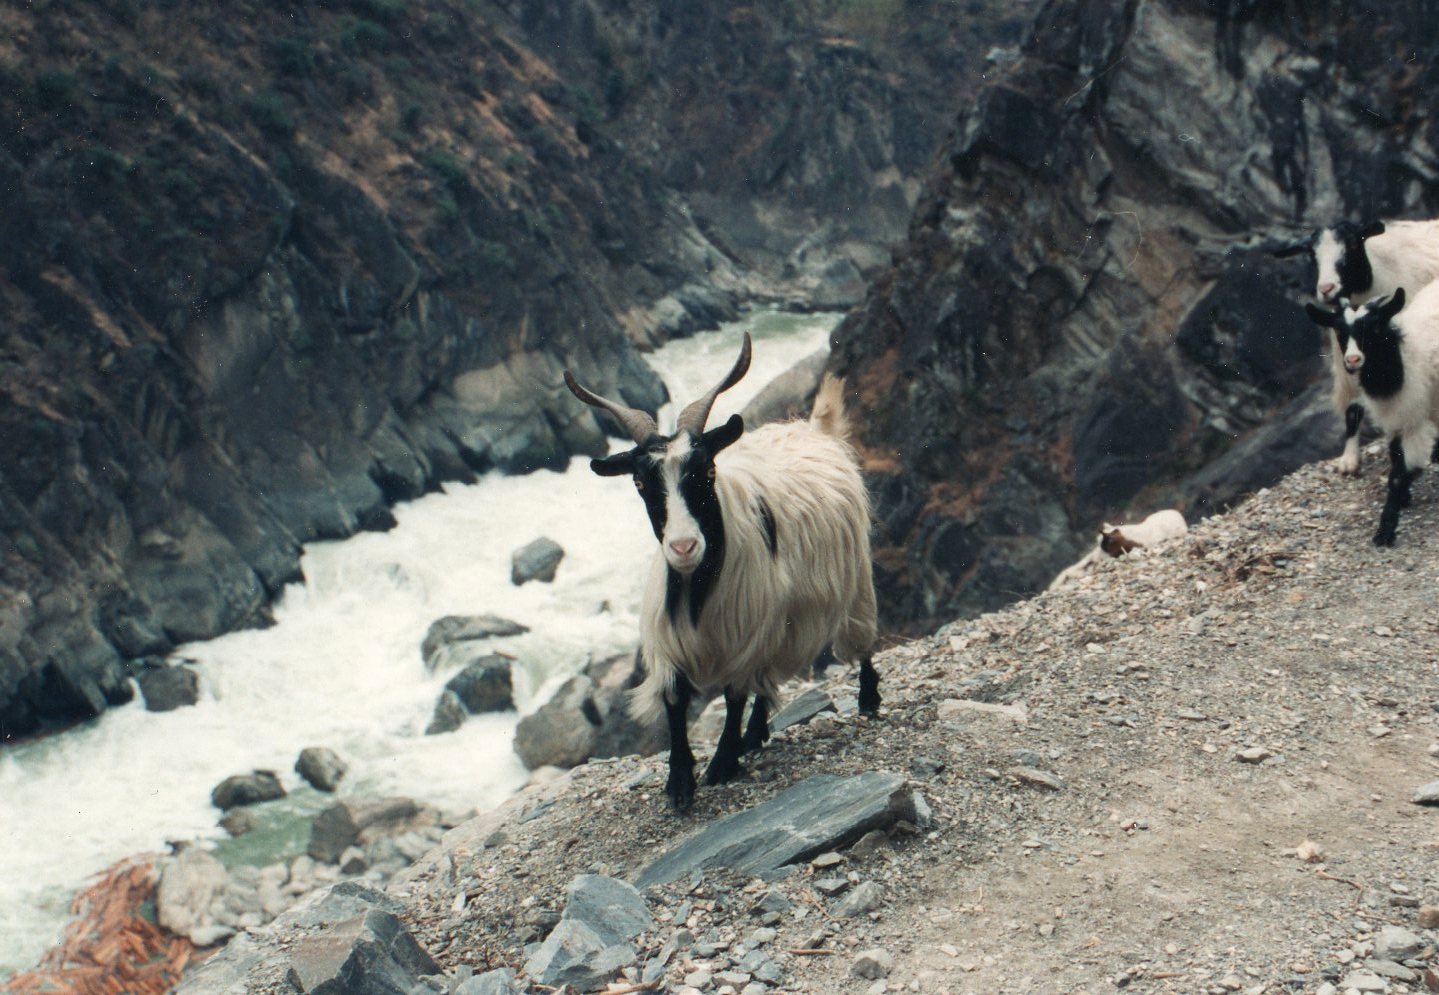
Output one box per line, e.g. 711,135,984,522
740,695,770,754
858,655,881,715
663,678,697,811
703,686,748,786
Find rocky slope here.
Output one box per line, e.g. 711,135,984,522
0,0,1022,737
830,0,1439,630
165,446,1439,995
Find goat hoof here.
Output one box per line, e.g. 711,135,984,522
1373,530,1397,547
703,755,745,786
666,770,696,812
859,690,882,716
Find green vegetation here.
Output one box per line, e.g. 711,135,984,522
420,147,467,189
335,16,390,55
249,91,295,136
273,37,316,77
500,150,527,173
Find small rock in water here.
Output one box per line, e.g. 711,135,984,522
295,747,349,792
511,537,564,585
136,663,201,712
425,690,467,736
211,770,286,811
219,808,257,837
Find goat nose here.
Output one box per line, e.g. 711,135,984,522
1319,282,1336,298
670,538,698,558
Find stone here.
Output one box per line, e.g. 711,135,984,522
834,881,884,918
453,968,522,995
444,656,514,714
513,675,601,769
156,848,228,937
420,615,530,671
1336,970,1387,992
295,747,349,793
511,537,564,585
740,347,829,427
1010,766,1063,790
211,770,286,810
1367,960,1417,982
425,690,467,735
136,663,201,712
308,798,422,863
562,874,655,947
1412,780,1439,805
770,687,837,733
851,948,894,979
1234,747,1272,764
1373,924,1423,961
219,807,257,837
635,772,917,888
1417,905,1439,928
285,908,440,995
935,698,1028,725
522,918,637,991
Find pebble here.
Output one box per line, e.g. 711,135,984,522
1373,925,1423,962
835,882,884,919
684,969,713,987
811,852,845,870
1234,747,1272,764
815,877,849,896
1418,905,1439,928
1336,970,1387,992
1411,780,1439,805
851,948,895,980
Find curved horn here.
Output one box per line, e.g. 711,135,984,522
563,370,658,444
675,333,752,435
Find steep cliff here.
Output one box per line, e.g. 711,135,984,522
832,0,1439,628
0,1,1022,735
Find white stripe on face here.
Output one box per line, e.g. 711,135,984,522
661,434,704,573
1314,230,1342,302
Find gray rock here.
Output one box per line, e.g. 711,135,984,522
308,798,423,863
740,348,829,428
635,772,915,888
421,615,529,671
522,918,637,991
851,947,894,979
137,663,201,711
563,874,655,947
1412,780,1439,805
1336,970,1387,992
770,687,837,733
296,747,349,793
1367,959,1417,981
285,908,440,995
211,770,286,810
1374,924,1424,961
219,807,257,837
425,690,467,735
453,968,522,995
156,847,228,937
445,656,514,714
511,537,564,585
834,881,884,918
513,675,601,769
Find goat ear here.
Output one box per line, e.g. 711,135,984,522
702,414,744,454
1358,220,1386,240
1378,287,1406,320
590,451,636,477
1304,303,1340,327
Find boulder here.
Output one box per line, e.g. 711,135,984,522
219,807,257,837
635,772,918,888
211,770,285,811
510,537,564,585
156,847,228,938
513,676,600,769
444,656,514,713
308,798,425,864
454,969,523,995
522,919,638,992
563,874,655,946
425,690,467,735
295,747,349,793
285,908,439,995
136,662,201,712
740,347,829,428
421,615,529,671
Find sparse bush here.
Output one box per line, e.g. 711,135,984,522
249,91,295,136
420,147,466,189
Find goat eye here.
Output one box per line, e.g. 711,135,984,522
634,477,644,491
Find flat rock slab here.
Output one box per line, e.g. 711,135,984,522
635,772,913,889
564,874,654,946
770,688,836,733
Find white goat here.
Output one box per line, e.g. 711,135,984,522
1048,509,1188,590
564,334,878,810
1275,219,1439,474
1306,284,1439,546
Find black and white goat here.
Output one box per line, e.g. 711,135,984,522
1305,285,1439,546
1275,219,1439,474
564,334,879,810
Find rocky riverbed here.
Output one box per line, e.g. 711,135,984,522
144,447,1439,995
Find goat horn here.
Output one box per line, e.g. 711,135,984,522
563,370,658,444
675,332,752,435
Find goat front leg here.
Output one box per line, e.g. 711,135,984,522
703,686,747,786
1375,436,1418,547
664,677,696,811
1337,403,1364,475
858,655,881,715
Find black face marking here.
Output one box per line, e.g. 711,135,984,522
756,496,778,557
1331,220,1382,299
673,438,726,627
1349,294,1406,400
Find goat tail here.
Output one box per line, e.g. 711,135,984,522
809,373,850,442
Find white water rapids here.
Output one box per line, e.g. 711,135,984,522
0,309,836,976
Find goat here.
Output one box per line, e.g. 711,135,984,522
564,334,879,811
1275,219,1439,474
1305,285,1439,546
1048,509,1187,591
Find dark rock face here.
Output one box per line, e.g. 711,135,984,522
832,0,1439,631
425,690,468,736
420,616,529,672
136,662,200,712
295,747,349,793
0,2,1019,734
444,656,514,715
211,770,286,811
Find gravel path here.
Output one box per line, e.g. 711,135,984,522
391,452,1439,995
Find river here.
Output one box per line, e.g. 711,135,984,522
0,309,835,976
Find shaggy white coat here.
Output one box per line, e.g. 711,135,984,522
1342,281,1439,473
1048,509,1188,591
1315,220,1439,473
631,377,876,725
